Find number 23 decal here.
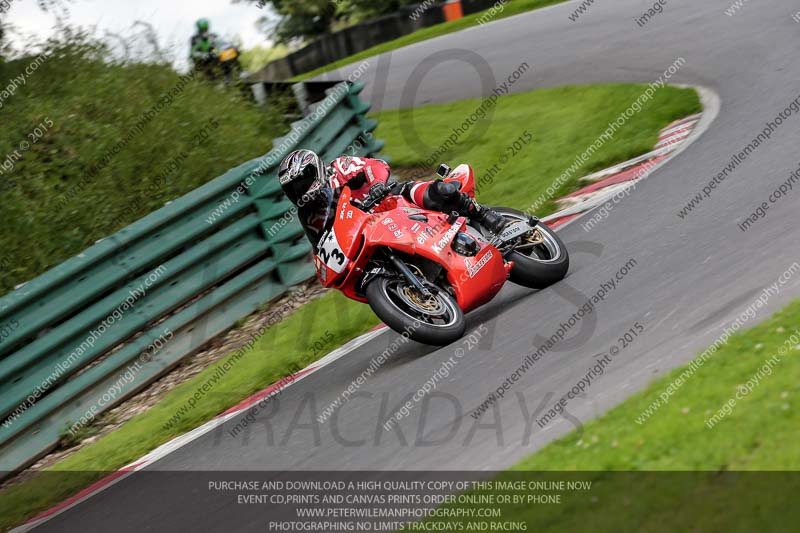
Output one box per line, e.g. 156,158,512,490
318,229,349,273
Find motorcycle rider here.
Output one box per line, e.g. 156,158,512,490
277,149,508,251
189,18,218,74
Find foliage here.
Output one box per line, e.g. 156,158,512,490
0,32,287,295
237,0,417,44
238,43,289,72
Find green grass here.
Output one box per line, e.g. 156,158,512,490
0,35,287,296
0,83,701,530
513,304,800,472
372,83,702,214
415,299,800,531
0,290,380,531
294,0,568,81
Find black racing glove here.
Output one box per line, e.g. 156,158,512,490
388,179,408,196
423,180,463,213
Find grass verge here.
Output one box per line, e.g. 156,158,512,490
293,0,568,81
514,304,800,472
0,290,380,530
372,83,702,216
412,299,800,531
0,83,701,530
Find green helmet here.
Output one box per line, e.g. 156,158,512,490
196,18,210,33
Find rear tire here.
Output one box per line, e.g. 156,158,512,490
366,277,465,346
489,207,570,289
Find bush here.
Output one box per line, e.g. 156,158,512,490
0,33,287,295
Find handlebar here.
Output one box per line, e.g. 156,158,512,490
358,179,400,212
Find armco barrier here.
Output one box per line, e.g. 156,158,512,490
0,81,385,476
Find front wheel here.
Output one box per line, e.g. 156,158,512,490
489,207,570,289
366,277,465,346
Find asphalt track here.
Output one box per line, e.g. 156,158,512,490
30,0,800,530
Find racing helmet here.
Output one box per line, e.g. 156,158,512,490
196,18,210,33
278,149,327,205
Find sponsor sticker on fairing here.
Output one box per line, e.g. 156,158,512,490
465,250,494,278
432,220,464,253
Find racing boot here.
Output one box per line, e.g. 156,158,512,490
423,180,508,234
474,205,508,234
454,193,507,234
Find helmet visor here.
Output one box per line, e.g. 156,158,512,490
284,164,318,202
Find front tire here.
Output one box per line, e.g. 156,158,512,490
366,277,465,346
489,207,570,289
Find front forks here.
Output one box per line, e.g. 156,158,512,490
387,253,432,298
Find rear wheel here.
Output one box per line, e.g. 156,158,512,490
366,277,465,346
488,207,569,289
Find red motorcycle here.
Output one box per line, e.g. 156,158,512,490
313,164,569,345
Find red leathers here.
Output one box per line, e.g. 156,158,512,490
328,156,439,206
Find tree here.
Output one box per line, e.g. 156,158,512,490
238,43,288,72
339,0,419,23
0,0,70,52
235,0,418,44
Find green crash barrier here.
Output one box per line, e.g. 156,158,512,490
0,81,386,476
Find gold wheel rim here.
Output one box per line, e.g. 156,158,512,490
526,229,545,246
401,287,439,311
